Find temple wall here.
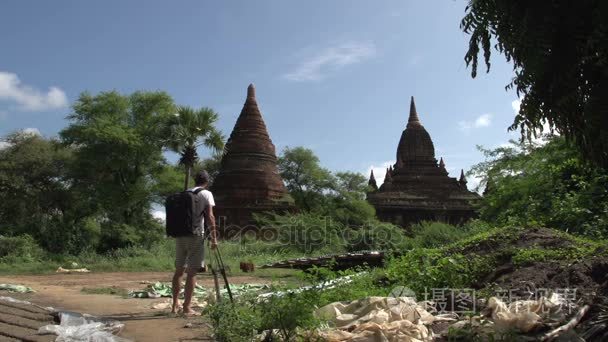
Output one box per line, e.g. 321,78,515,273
376,208,477,228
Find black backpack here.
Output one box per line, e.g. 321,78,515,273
165,188,206,237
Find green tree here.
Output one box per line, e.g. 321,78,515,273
0,132,98,254
161,106,224,190
470,136,608,237
152,164,184,202
198,152,224,184
461,0,608,168
332,172,376,226
60,91,174,250
278,146,335,212
278,147,376,226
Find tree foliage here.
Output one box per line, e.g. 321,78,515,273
278,146,376,225
470,136,608,237
461,0,608,168
60,91,174,249
160,106,224,190
278,146,335,212
0,132,98,254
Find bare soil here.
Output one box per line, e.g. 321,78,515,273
0,272,269,341
452,227,608,340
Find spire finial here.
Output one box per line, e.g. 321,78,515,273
408,96,421,125
459,169,467,184
439,157,445,169
247,83,256,99
384,167,393,182
368,170,378,190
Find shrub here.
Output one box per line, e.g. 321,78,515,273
0,234,45,263
314,268,388,305
385,248,474,295
346,221,413,252
206,296,260,342
258,291,321,341
256,213,345,254
98,217,164,252
471,137,608,238
411,221,471,248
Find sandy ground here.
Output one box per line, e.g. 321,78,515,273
0,272,267,341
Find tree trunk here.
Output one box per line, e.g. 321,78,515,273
184,165,191,190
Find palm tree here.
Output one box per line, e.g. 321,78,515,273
162,106,224,190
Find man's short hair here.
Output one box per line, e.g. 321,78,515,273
194,170,210,185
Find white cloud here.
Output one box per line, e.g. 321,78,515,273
152,209,166,222
0,141,10,150
21,128,41,136
0,71,68,111
468,174,484,194
366,160,394,186
474,114,492,127
510,96,557,145
458,113,492,131
511,98,521,114
283,42,376,81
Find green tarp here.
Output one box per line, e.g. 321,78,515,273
129,282,269,299
0,284,34,293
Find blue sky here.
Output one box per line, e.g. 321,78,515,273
0,0,521,188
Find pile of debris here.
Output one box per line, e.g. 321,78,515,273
312,293,592,341
260,251,384,271
0,296,128,342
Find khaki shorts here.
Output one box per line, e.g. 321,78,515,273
175,235,205,270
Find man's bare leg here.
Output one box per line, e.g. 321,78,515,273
182,268,197,315
171,268,185,313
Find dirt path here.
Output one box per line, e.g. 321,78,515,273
0,272,268,341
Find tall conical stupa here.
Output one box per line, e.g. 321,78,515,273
211,84,294,234
366,97,479,227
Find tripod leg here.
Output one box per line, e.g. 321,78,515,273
210,266,221,302
215,247,234,302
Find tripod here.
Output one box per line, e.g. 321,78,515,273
208,241,234,303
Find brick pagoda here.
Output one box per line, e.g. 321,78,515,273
211,84,294,234
366,97,479,227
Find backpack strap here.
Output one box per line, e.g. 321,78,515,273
191,187,205,194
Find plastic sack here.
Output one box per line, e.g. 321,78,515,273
486,293,569,333
315,296,434,342
38,312,131,342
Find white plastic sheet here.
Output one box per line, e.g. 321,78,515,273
39,312,131,342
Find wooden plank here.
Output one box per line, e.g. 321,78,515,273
0,306,51,322
0,321,38,340
0,312,52,330
0,333,21,342
0,300,50,315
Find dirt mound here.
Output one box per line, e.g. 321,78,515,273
449,226,608,340
448,227,606,295
453,227,584,255
488,258,608,299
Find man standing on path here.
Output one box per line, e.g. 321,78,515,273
171,170,218,316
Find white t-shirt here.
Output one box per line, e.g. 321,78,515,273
189,187,215,231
